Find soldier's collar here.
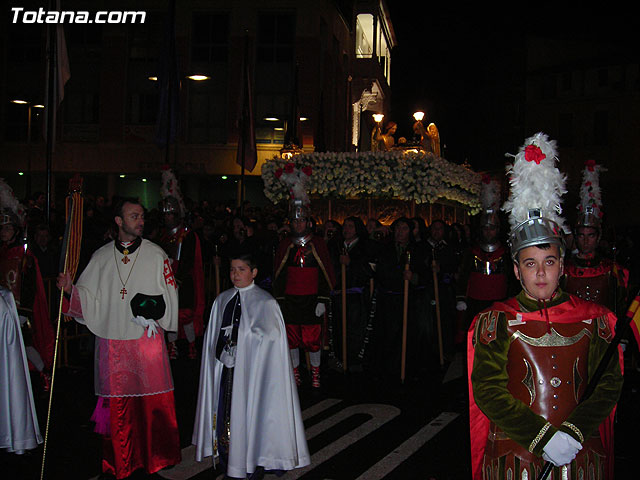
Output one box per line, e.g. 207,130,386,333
516,288,569,312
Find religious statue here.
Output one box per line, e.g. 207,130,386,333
412,120,441,156
372,121,397,151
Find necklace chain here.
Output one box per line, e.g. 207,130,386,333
114,241,141,292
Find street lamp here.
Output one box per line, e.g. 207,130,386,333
10,99,44,196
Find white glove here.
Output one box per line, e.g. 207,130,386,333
456,300,467,311
315,303,326,317
219,345,236,368
131,316,159,338
542,431,582,467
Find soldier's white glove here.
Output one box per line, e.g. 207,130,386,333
456,300,467,311
542,431,582,466
219,345,236,368
131,316,159,338
315,303,326,317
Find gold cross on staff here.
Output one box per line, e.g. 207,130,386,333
120,287,127,300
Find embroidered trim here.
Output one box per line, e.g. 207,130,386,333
561,421,584,443
529,422,552,452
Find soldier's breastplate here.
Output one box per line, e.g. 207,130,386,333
472,253,507,275
467,252,508,300
284,244,319,295
483,317,608,480
565,273,610,306
286,244,319,269
507,319,592,424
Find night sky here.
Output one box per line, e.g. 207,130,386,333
385,5,638,171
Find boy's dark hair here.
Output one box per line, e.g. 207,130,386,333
231,252,258,270
513,243,553,263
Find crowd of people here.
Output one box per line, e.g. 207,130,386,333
2,139,640,479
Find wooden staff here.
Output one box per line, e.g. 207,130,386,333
214,244,220,297
341,251,347,373
400,251,410,383
432,257,444,367
42,178,83,480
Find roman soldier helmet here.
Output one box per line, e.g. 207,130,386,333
575,160,605,231
160,166,185,218
502,132,568,260
290,198,310,222
275,162,313,238
478,174,501,228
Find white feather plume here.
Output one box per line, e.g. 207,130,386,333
578,161,605,218
0,177,26,226
502,132,568,232
160,166,185,216
480,174,500,211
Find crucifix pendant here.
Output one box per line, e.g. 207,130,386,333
120,287,127,300
122,255,130,264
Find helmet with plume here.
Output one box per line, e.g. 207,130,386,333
502,132,568,260
160,166,186,218
0,178,26,229
575,160,605,231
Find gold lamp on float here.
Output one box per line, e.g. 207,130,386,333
371,113,384,152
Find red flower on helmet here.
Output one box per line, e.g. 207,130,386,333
585,159,596,172
284,163,295,174
524,145,546,164
302,166,312,177
275,168,283,179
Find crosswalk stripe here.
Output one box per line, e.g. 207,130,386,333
157,398,344,480
280,404,401,479
354,411,459,480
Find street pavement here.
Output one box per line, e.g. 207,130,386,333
3,339,640,479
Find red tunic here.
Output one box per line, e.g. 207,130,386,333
0,244,54,369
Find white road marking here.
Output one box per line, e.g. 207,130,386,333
157,398,344,480
280,404,401,479
354,411,459,480
100,400,457,480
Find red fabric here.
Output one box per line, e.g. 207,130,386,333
0,246,54,370
30,253,54,370
284,267,319,295
466,271,507,301
286,324,322,351
101,391,181,479
274,236,336,290
162,227,205,338
467,294,622,480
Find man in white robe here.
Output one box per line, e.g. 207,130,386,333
0,286,42,454
192,254,310,479
57,198,181,479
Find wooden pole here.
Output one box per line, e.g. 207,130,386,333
213,245,220,297
400,252,410,383
341,261,347,372
432,258,444,367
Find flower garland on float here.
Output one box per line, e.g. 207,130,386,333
262,151,482,213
